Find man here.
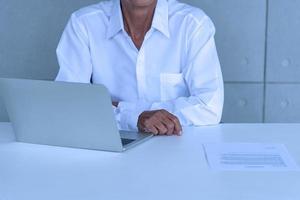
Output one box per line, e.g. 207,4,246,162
56,0,224,136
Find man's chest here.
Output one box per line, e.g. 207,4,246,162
88,30,189,101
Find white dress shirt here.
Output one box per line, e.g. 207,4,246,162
55,0,224,131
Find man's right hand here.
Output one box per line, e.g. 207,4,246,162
137,110,182,136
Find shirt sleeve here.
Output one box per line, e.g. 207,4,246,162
114,100,152,131
55,14,92,83
151,16,224,126
55,14,141,131
116,16,224,130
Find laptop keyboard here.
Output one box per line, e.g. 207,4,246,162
121,138,135,146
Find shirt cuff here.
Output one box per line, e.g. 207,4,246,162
115,100,151,131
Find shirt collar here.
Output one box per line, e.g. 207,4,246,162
106,0,124,39
152,0,170,38
106,0,170,39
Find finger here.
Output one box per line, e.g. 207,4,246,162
172,118,182,136
160,116,175,135
154,111,174,135
146,125,159,135
151,117,168,135
144,120,159,135
168,115,182,135
161,110,182,135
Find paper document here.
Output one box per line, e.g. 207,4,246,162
203,143,299,171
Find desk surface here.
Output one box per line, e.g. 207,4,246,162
0,122,300,200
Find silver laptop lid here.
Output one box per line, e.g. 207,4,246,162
0,78,124,152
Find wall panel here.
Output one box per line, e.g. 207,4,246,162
265,84,300,122
222,83,264,123
267,0,300,82
0,0,99,80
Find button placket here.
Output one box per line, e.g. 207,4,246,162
135,29,153,99
136,48,146,99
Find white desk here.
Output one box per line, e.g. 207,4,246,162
0,122,300,200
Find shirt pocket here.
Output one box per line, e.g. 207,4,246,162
160,73,189,101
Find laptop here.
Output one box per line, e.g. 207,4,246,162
0,78,153,152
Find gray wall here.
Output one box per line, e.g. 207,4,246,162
0,0,299,123
183,0,300,123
